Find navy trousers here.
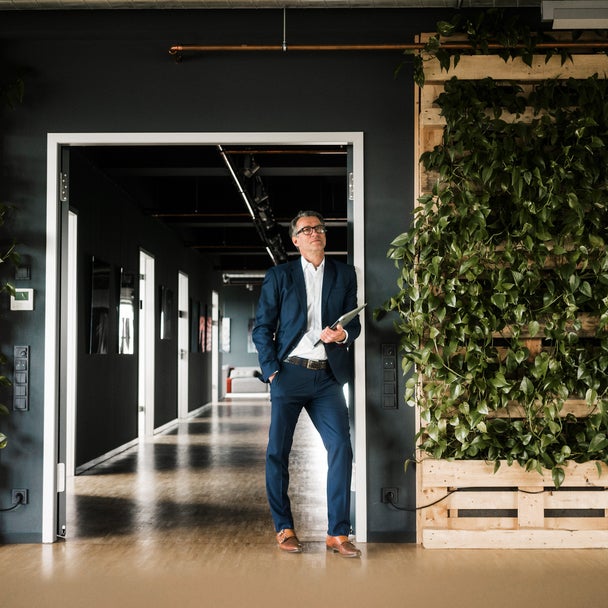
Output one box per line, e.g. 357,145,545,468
266,362,353,537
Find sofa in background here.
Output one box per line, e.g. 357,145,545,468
227,366,268,394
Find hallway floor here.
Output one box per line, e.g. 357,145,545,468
2,398,608,608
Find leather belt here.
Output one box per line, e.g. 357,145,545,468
284,356,328,370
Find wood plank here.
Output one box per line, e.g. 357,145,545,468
545,490,608,510
545,518,608,531
493,313,600,339
422,106,539,126
488,399,596,419
419,487,450,529
446,517,518,531
446,491,518,510
424,54,608,82
423,529,608,549
422,459,608,488
433,517,608,532
517,487,545,528
435,489,608,510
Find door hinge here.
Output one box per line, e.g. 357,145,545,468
57,462,66,493
60,172,69,202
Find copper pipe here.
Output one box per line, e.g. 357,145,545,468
170,41,608,55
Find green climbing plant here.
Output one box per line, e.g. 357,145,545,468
0,74,24,449
400,10,586,87
380,74,608,488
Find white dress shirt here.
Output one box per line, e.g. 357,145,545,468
288,256,328,361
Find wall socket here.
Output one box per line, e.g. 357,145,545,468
11,489,29,505
381,487,398,504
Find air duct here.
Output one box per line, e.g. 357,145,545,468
542,1,608,29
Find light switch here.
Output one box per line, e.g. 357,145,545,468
10,288,34,311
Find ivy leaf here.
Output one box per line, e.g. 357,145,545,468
528,320,540,337
579,281,592,298
589,433,608,453
552,467,565,489
520,376,534,396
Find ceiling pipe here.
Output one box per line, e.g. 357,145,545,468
169,40,608,57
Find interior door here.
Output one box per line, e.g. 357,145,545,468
56,147,71,539
138,250,155,439
177,272,189,419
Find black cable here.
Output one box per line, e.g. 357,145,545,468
386,486,547,512
0,493,25,513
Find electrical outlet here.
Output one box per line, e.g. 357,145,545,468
381,487,398,504
11,489,29,506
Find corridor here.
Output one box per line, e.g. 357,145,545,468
2,398,608,608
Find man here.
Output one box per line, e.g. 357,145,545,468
252,210,362,558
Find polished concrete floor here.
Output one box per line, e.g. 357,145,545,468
2,398,608,608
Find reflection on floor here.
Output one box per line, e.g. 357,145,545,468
2,398,608,608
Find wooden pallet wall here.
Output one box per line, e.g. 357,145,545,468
414,39,608,549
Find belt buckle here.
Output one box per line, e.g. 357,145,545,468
306,359,316,370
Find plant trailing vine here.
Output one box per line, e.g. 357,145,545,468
401,10,602,87
0,73,23,450
381,15,608,488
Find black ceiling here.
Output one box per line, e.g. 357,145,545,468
79,144,348,279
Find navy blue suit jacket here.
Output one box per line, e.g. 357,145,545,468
252,257,361,386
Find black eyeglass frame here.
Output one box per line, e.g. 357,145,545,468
294,224,327,237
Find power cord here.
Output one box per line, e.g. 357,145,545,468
386,486,546,512
0,491,26,513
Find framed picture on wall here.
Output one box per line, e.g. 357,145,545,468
206,311,213,352
89,256,111,355
160,285,174,340
221,317,231,353
190,299,200,353
199,306,206,352
247,318,257,353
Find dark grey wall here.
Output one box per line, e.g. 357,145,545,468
0,7,540,542
221,286,261,370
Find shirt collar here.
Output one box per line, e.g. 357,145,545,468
300,256,325,273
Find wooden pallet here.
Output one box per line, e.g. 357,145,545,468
419,459,608,548
414,44,608,548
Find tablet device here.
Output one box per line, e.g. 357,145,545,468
314,303,367,346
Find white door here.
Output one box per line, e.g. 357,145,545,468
211,290,219,403
138,250,155,440
65,210,78,477
178,272,189,419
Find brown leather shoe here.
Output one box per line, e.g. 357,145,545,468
326,535,361,558
276,529,303,553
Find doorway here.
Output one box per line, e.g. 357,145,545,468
43,131,366,543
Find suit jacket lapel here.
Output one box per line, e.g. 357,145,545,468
321,257,336,323
290,259,307,314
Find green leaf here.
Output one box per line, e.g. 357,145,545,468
588,433,608,453
528,320,540,337
552,467,565,489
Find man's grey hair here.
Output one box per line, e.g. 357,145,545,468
289,210,326,237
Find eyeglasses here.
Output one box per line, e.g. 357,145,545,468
295,225,327,236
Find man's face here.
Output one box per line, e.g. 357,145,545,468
292,216,327,259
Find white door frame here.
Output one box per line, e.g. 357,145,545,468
138,250,156,440
44,131,366,543
211,290,219,403
177,271,189,419
65,211,78,477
